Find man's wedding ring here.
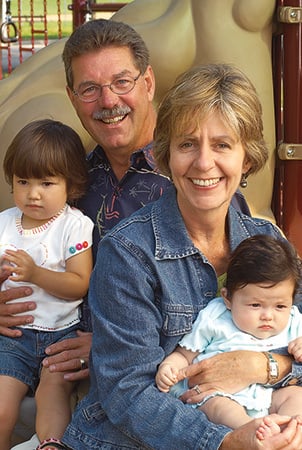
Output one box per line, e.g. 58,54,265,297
79,358,87,370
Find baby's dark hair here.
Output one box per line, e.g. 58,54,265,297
3,119,88,204
225,235,301,299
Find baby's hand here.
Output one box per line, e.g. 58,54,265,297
155,363,179,393
288,337,302,362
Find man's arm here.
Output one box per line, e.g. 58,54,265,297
0,267,92,379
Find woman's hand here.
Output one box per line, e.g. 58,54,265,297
178,351,267,403
42,330,92,381
220,414,302,450
178,350,293,404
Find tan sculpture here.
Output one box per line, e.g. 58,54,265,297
0,0,276,220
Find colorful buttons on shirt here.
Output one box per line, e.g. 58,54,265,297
69,241,89,254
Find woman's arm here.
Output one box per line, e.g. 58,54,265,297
89,236,302,450
89,236,230,450
219,415,302,450
178,351,293,403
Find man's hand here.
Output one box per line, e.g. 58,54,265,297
43,330,92,381
0,280,35,337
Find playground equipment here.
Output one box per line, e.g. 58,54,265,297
0,0,301,254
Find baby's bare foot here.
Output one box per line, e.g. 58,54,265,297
256,416,281,441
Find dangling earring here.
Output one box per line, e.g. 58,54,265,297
240,173,248,188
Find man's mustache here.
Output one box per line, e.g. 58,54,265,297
93,106,131,120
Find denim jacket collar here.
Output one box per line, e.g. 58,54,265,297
151,187,254,260
152,188,197,260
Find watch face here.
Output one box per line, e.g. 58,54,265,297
263,352,279,383
270,362,278,378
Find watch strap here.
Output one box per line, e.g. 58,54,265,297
263,351,279,384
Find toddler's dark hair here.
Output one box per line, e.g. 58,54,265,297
3,119,88,204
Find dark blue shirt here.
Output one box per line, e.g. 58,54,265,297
77,143,171,331
77,143,172,263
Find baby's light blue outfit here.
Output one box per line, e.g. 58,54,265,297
170,297,302,417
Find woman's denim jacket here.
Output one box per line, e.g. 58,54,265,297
63,187,302,450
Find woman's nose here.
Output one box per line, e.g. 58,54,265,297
193,145,215,171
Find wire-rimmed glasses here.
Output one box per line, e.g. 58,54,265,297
73,73,141,103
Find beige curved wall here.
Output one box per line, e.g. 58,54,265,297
0,40,96,209
114,0,277,220
0,0,276,220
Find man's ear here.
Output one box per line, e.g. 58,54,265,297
221,287,231,310
66,85,76,107
143,65,156,101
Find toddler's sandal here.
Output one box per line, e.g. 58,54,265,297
36,438,70,450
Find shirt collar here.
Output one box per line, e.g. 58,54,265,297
89,142,156,170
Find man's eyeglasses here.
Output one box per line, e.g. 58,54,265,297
73,73,141,103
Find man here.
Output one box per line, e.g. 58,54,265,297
10,18,171,449
8,19,249,449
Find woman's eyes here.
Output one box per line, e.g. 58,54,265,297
180,142,193,149
217,143,230,149
178,142,231,151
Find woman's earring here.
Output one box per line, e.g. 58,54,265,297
240,173,248,188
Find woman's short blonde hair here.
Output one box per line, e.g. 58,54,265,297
154,63,268,178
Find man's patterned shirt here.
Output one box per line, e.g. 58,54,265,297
77,143,172,262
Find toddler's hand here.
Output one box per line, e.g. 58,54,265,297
3,249,36,282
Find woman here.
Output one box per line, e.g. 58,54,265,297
62,64,302,450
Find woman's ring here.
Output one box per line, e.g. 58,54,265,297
79,358,87,370
193,384,202,395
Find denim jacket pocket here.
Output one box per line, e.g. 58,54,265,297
82,401,107,423
161,303,194,337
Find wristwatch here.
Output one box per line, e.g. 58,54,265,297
263,351,279,384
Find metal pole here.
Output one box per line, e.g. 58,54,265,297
274,0,302,254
